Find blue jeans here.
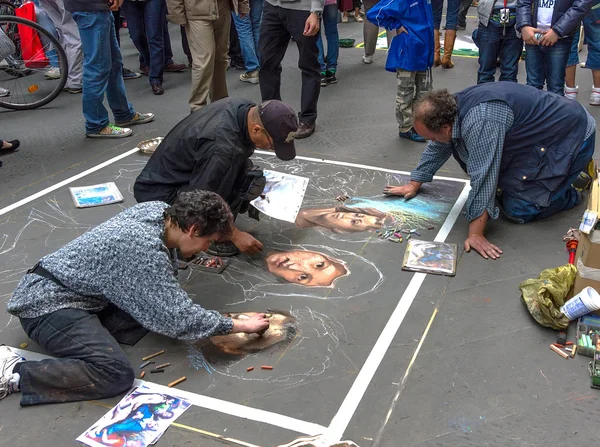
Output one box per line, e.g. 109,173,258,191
567,25,580,67
432,0,460,30
502,132,595,223
122,0,166,85
18,308,135,406
525,37,573,95
475,23,521,83
72,11,135,134
316,4,339,72
584,7,600,70
34,4,59,67
232,0,263,72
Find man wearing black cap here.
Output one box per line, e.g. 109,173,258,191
134,97,298,256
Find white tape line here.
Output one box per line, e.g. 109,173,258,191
254,150,470,184
325,182,471,442
10,348,325,436
0,147,140,217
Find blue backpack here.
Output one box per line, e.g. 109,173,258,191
366,0,434,72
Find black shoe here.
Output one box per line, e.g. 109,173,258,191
207,241,240,257
151,83,164,95
325,71,337,84
0,139,20,152
296,121,316,139
320,73,327,87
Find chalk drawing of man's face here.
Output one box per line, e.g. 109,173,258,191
265,250,348,286
296,206,386,233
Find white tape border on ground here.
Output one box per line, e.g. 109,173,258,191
325,181,471,442
5,149,470,440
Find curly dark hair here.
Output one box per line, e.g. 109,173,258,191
164,190,233,238
413,89,458,132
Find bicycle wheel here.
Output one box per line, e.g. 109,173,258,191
0,1,15,16
0,15,68,110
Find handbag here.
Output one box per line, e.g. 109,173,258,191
0,27,16,61
15,2,49,68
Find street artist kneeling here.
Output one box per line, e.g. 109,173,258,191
1,191,269,405
385,82,596,260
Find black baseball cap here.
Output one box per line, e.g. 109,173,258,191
258,100,298,161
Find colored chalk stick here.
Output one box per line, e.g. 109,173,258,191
168,377,186,388
261,365,273,370
247,367,254,372
151,369,165,374
142,350,165,361
140,371,146,378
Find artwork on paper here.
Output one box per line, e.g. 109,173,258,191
251,170,309,223
401,240,458,276
77,385,191,447
69,182,124,208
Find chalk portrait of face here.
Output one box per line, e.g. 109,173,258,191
295,206,387,234
207,311,297,355
265,250,348,287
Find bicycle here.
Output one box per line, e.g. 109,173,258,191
0,9,68,110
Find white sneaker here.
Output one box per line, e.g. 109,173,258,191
590,86,600,106
565,85,579,100
0,345,24,400
240,70,259,84
362,54,373,64
45,66,61,80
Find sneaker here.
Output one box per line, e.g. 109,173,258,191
363,54,373,64
325,71,337,84
207,241,240,257
296,121,316,139
399,127,426,142
0,346,24,400
63,86,82,94
0,87,9,97
565,85,579,100
355,14,363,22
44,66,61,80
115,112,155,127
342,14,349,23
240,70,259,84
590,87,600,106
320,73,327,87
123,68,141,80
86,124,132,139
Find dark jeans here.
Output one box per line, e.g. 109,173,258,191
122,0,166,85
259,2,321,124
474,23,521,83
229,18,245,67
525,37,573,95
432,0,461,29
18,308,136,406
501,132,595,223
457,0,471,27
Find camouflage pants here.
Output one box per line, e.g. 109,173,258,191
396,69,432,132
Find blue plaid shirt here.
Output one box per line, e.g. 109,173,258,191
411,101,514,222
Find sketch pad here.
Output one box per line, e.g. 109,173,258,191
401,239,457,276
250,170,309,223
69,182,124,208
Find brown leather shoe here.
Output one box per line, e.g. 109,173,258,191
164,62,186,72
296,121,315,139
151,83,164,95
139,66,150,77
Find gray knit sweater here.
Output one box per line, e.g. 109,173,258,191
6,202,233,341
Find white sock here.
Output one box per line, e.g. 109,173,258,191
9,372,20,391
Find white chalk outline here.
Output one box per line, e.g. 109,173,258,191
4,148,470,442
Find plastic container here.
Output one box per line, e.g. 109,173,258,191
561,286,600,320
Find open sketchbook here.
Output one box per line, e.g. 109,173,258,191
251,170,309,223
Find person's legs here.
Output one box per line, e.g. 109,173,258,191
186,19,216,111
476,23,501,83
498,25,521,83
323,3,339,74
396,70,416,133
362,0,380,59
250,0,263,52
105,12,136,124
258,2,290,101
211,2,231,102
457,0,471,28
142,0,166,86
501,133,595,223
525,43,545,90
565,25,580,94
543,38,572,95
316,33,327,74
233,10,260,72
584,10,600,105
72,11,112,134
181,25,192,65
17,309,135,406
442,0,460,68
287,8,321,127
34,5,60,68
121,2,151,75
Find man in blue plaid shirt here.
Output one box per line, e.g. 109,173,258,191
385,82,596,259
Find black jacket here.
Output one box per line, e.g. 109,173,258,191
517,0,594,37
134,98,256,208
64,0,109,12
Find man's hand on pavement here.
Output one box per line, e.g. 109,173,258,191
231,230,264,254
464,233,503,259
303,13,320,36
383,184,419,199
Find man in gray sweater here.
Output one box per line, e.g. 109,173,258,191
0,191,269,406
